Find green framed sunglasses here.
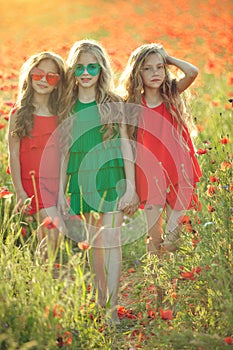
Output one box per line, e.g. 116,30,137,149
75,63,101,77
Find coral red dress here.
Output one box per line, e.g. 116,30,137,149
135,98,202,211
19,115,60,214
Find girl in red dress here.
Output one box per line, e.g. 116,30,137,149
8,51,68,260
119,43,202,257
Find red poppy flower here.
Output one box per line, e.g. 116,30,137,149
117,305,127,319
6,165,11,174
209,175,219,183
53,304,64,318
206,185,215,197
224,336,233,345
196,148,208,155
180,270,196,281
43,217,57,229
220,161,232,171
0,187,13,198
21,227,27,237
207,203,215,212
63,331,72,345
220,137,230,144
78,240,90,250
160,308,173,320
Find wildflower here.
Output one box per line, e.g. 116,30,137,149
128,267,136,273
224,336,233,345
220,160,232,171
53,304,64,318
126,309,137,319
0,122,6,129
6,165,11,174
21,227,27,237
196,148,208,155
207,203,215,212
78,240,90,250
220,137,230,144
63,331,72,345
212,100,220,107
206,185,215,197
57,335,63,347
209,175,219,183
43,217,57,229
180,270,196,281
160,308,173,320
147,308,156,319
117,305,127,319
0,187,13,198
179,215,191,225
180,266,202,281
192,232,201,247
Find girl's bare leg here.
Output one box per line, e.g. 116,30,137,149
163,204,185,252
145,205,164,257
102,211,123,324
86,213,106,307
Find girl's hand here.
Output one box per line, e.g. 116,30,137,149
118,190,140,217
16,190,32,213
57,192,69,219
157,45,169,63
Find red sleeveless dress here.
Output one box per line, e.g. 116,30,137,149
135,99,202,211
19,115,60,214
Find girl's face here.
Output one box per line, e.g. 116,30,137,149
140,53,166,90
31,59,60,95
75,52,100,89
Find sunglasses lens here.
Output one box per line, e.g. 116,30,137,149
87,63,101,76
31,74,43,81
75,64,101,77
75,65,85,77
46,73,60,86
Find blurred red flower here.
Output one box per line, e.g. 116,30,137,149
224,336,233,345
206,185,215,197
78,240,90,250
196,148,208,155
160,308,173,320
0,187,13,198
43,217,57,229
220,161,232,171
207,203,215,212
209,175,219,183
220,137,230,144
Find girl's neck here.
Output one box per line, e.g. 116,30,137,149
78,86,96,103
143,88,163,108
32,93,52,116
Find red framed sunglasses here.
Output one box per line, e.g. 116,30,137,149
30,67,60,86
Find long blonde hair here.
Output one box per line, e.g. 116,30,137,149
66,39,123,141
118,43,196,139
13,51,68,138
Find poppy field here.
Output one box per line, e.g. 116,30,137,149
0,0,233,349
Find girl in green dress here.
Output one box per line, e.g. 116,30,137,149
61,39,139,324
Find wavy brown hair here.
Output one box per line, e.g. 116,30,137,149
118,43,196,140
12,51,68,139
66,39,123,141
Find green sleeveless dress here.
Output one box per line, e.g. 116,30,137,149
67,100,126,214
